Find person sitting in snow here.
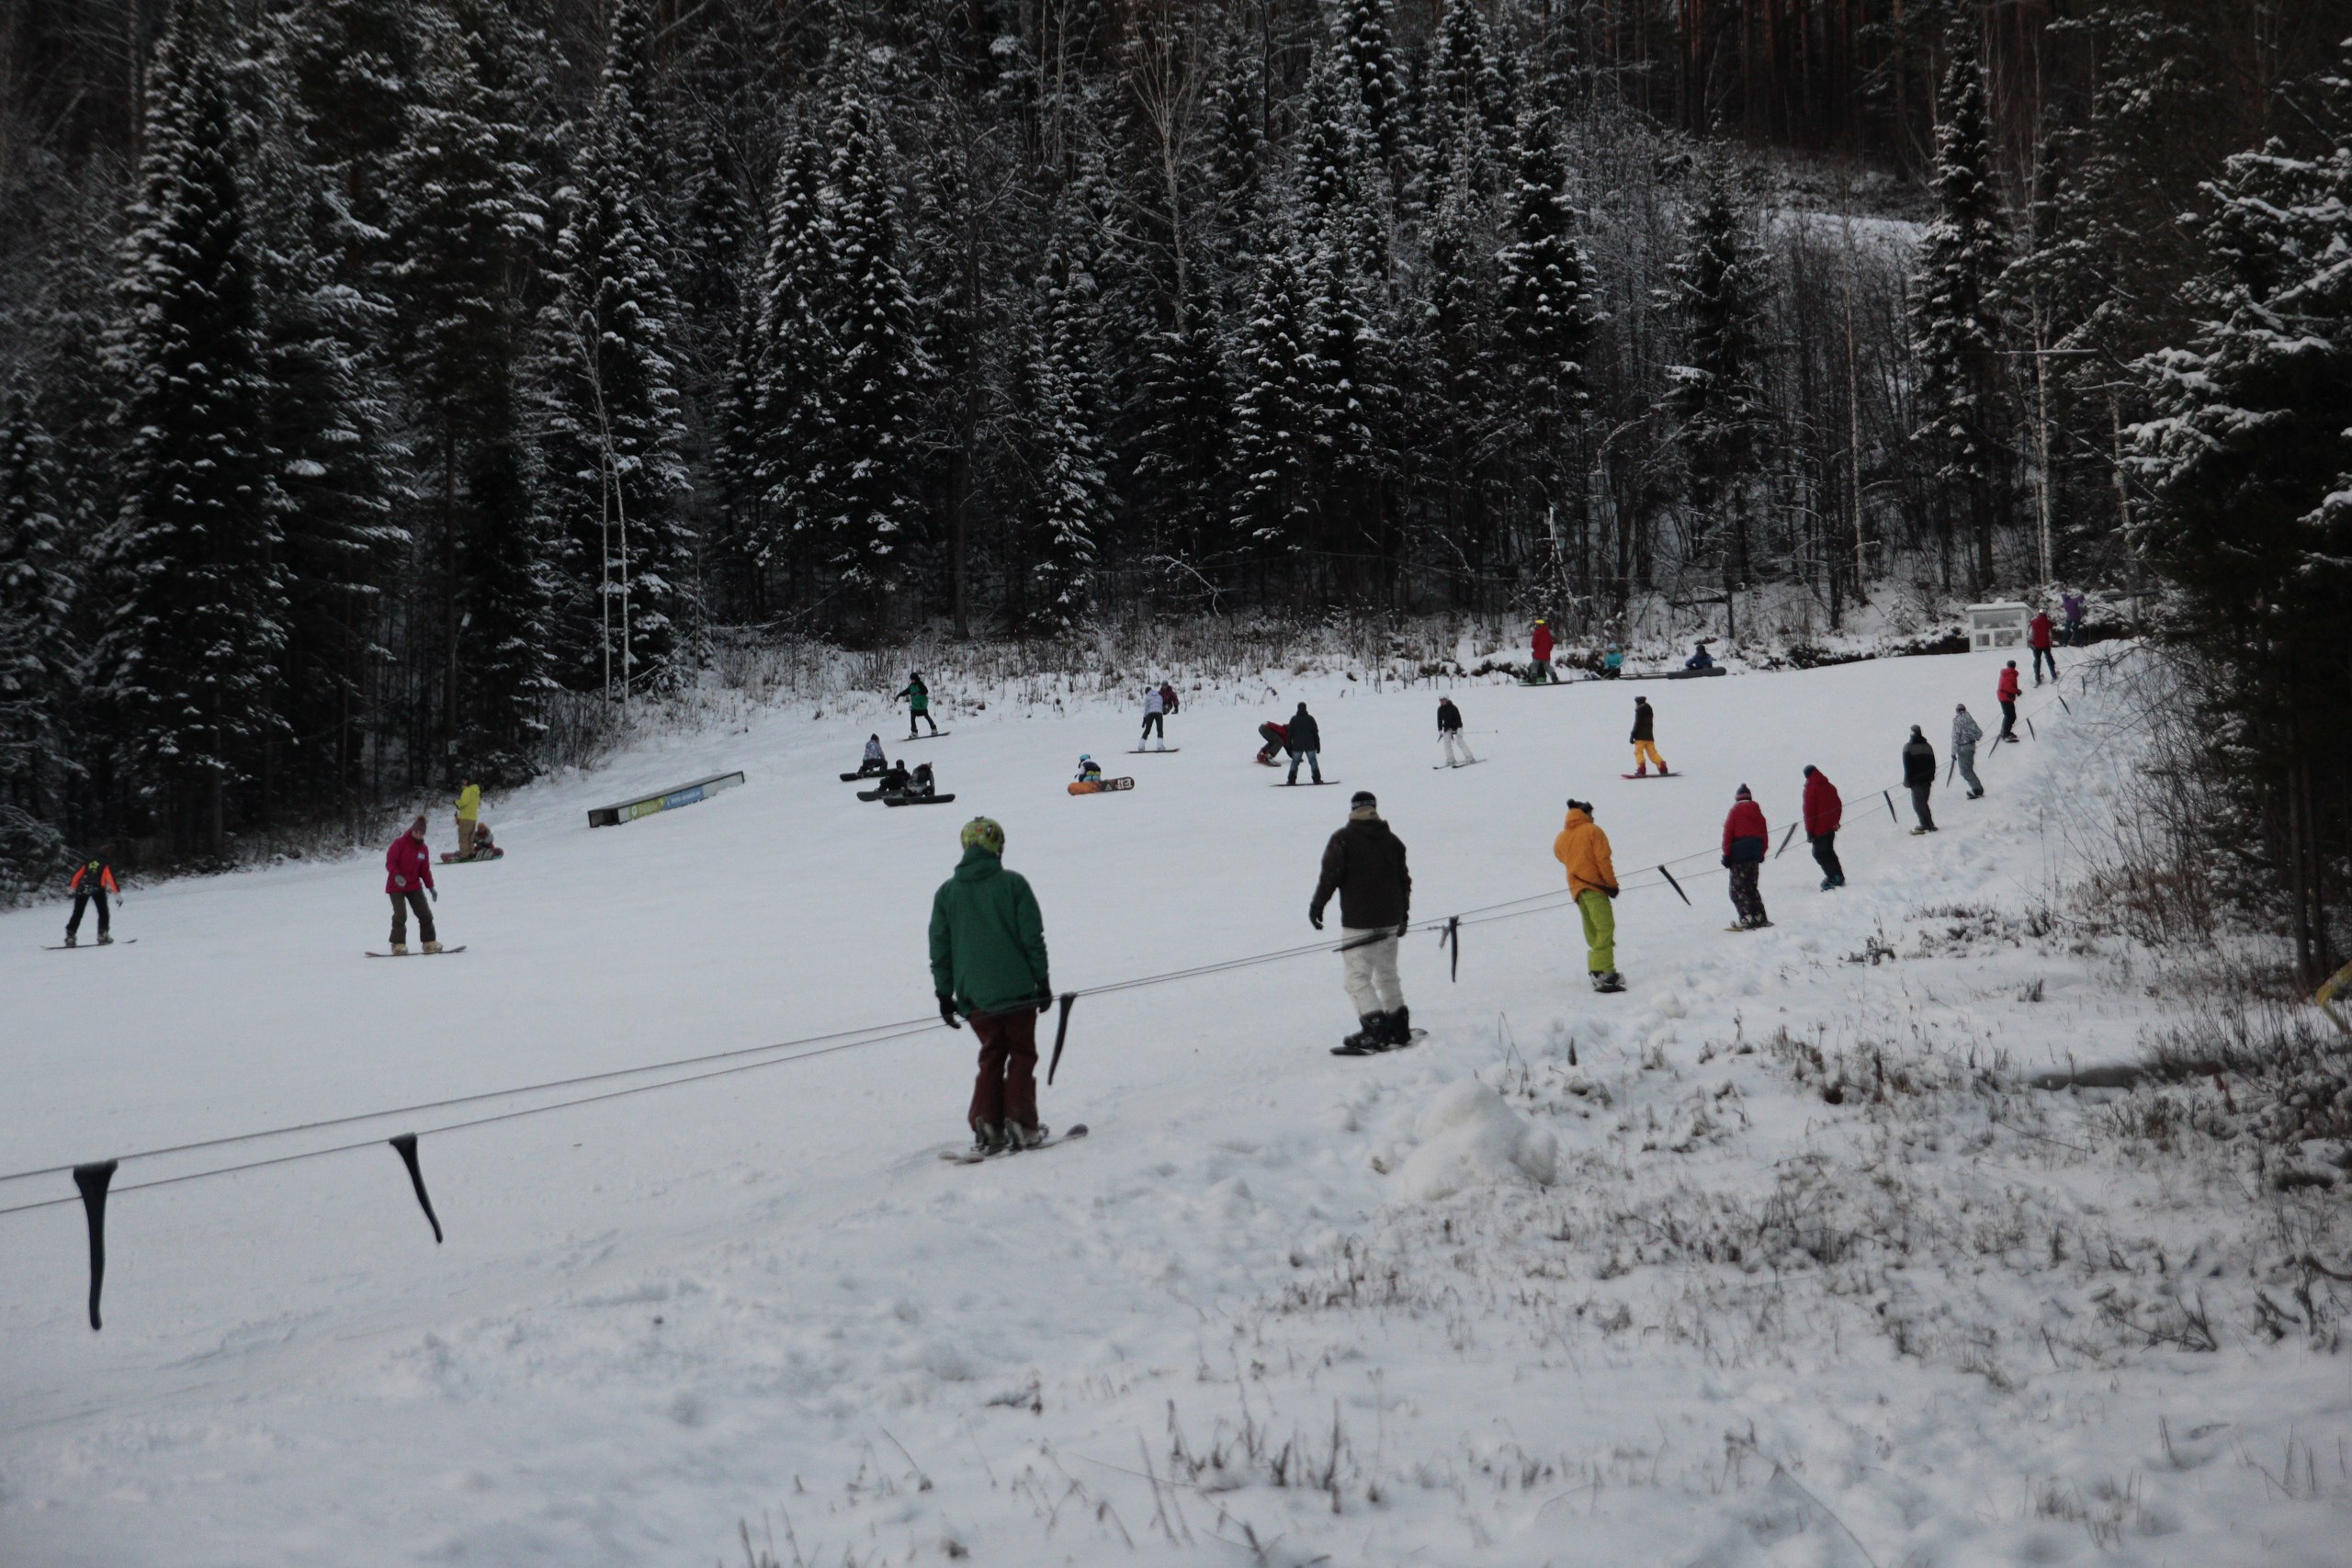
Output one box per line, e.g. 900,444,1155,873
1075,754,1102,784
470,821,499,857
1683,640,1716,671
1601,648,1624,679
876,759,913,795
906,761,938,799
854,733,888,777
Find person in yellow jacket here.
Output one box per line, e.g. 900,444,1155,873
1553,799,1624,993
454,780,482,861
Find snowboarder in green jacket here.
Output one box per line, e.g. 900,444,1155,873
899,671,939,737
930,817,1053,1153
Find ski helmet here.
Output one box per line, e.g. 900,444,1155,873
961,817,1005,855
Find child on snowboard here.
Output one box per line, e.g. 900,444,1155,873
385,817,441,954
1075,755,1102,784
62,846,120,947
899,672,939,737
930,817,1054,1155
1721,785,1770,930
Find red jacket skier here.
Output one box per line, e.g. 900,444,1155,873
383,817,441,954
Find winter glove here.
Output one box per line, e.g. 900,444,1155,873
429,886,438,903
1721,855,1731,869
1037,996,1055,1017
1308,907,1325,931
937,993,962,1030
1395,920,1411,940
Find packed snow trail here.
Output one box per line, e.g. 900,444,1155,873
3,651,2342,1567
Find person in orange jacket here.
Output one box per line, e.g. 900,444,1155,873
64,846,120,947
1553,800,1623,992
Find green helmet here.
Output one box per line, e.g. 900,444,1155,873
960,817,1004,855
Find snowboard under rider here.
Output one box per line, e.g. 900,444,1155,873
1721,784,1770,930
1283,704,1324,785
1629,696,1668,776
1436,696,1476,767
1310,791,1413,1055
930,816,1053,1155
63,847,120,947
899,672,939,737
1554,801,1623,992
385,816,441,954
1802,766,1845,889
1903,727,1939,834
1951,705,1985,798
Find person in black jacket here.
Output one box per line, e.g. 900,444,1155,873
1436,696,1476,767
1902,727,1938,833
1284,703,1324,784
1310,791,1411,1054
1630,696,1668,775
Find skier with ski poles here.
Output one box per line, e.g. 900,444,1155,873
1436,695,1476,767
1283,703,1324,785
1802,766,1845,889
1309,791,1413,1055
1903,728,1939,834
1996,661,2022,742
1951,704,1985,799
930,817,1053,1155
1629,696,1668,776
1721,784,1770,930
62,846,120,947
899,671,939,738
385,816,441,954
1554,801,1623,992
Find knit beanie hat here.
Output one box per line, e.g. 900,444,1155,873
410,814,427,834
1803,765,1817,777
1735,784,1752,801
1910,726,1924,739
1349,790,1378,819
960,817,1004,855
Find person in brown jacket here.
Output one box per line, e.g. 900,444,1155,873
1310,790,1413,1055
1553,801,1623,992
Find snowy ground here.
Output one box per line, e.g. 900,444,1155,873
3,650,2346,1567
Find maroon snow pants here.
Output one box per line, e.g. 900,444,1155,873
967,1007,1040,1133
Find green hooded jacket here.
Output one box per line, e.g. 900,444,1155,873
929,847,1050,1014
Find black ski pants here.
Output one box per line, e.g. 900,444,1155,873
2032,647,2058,683
1909,784,1937,831
67,888,109,939
1999,699,2018,739
390,889,435,946
1141,712,1165,741
909,710,938,736
1810,832,1844,886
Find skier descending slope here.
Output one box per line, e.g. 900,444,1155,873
1721,785,1771,930
1951,704,1985,798
1436,696,1476,766
1309,792,1413,1055
384,817,441,954
899,671,939,737
62,846,120,946
929,817,1053,1155
1554,801,1623,992
1283,703,1325,785
1802,766,1846,889
1903,727,1939,833
1628,696,1669,776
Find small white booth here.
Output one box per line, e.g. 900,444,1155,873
1967,601,2030,651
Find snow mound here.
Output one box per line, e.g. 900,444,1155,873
1394,1080,1556,1201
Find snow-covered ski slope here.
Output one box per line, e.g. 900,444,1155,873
4,651,2346,1567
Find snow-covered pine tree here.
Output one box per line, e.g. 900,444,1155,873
254,0,412,815
1227,217,1318,568
1668,153,1770,592
1018,226,1111,632
97,0,287,855
537,0,696,694
1909,25,2012,593
752,110,837,602
2135,71,2352,980
0,384,77,815
1306,199,1397,570
395,0,556,784
1129,288,1227,582
1418,137,1501,576
1428,0,1513,189
1490,107,1598,580
816,58,930,628
1328,0,1407,175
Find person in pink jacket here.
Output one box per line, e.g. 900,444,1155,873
384,816,440,954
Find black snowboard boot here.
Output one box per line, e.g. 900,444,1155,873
1332,1013,1387,1056
1381,1005,1413,1046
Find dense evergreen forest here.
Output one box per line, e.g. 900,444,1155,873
1,0,2348,973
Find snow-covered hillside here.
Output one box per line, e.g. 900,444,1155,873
3,651,2346,1567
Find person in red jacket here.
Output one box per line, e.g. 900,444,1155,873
1996,660,2022,741
63,845,120,946
1720,784,1770,930
1529,618,1557,683
384,816,440,954
2028,609,2057,685
1802,766,1845,889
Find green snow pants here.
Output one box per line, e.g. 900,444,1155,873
1577,888,1615,974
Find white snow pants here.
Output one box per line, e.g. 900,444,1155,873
1341,929,1405,1017
1441,731,1476,766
